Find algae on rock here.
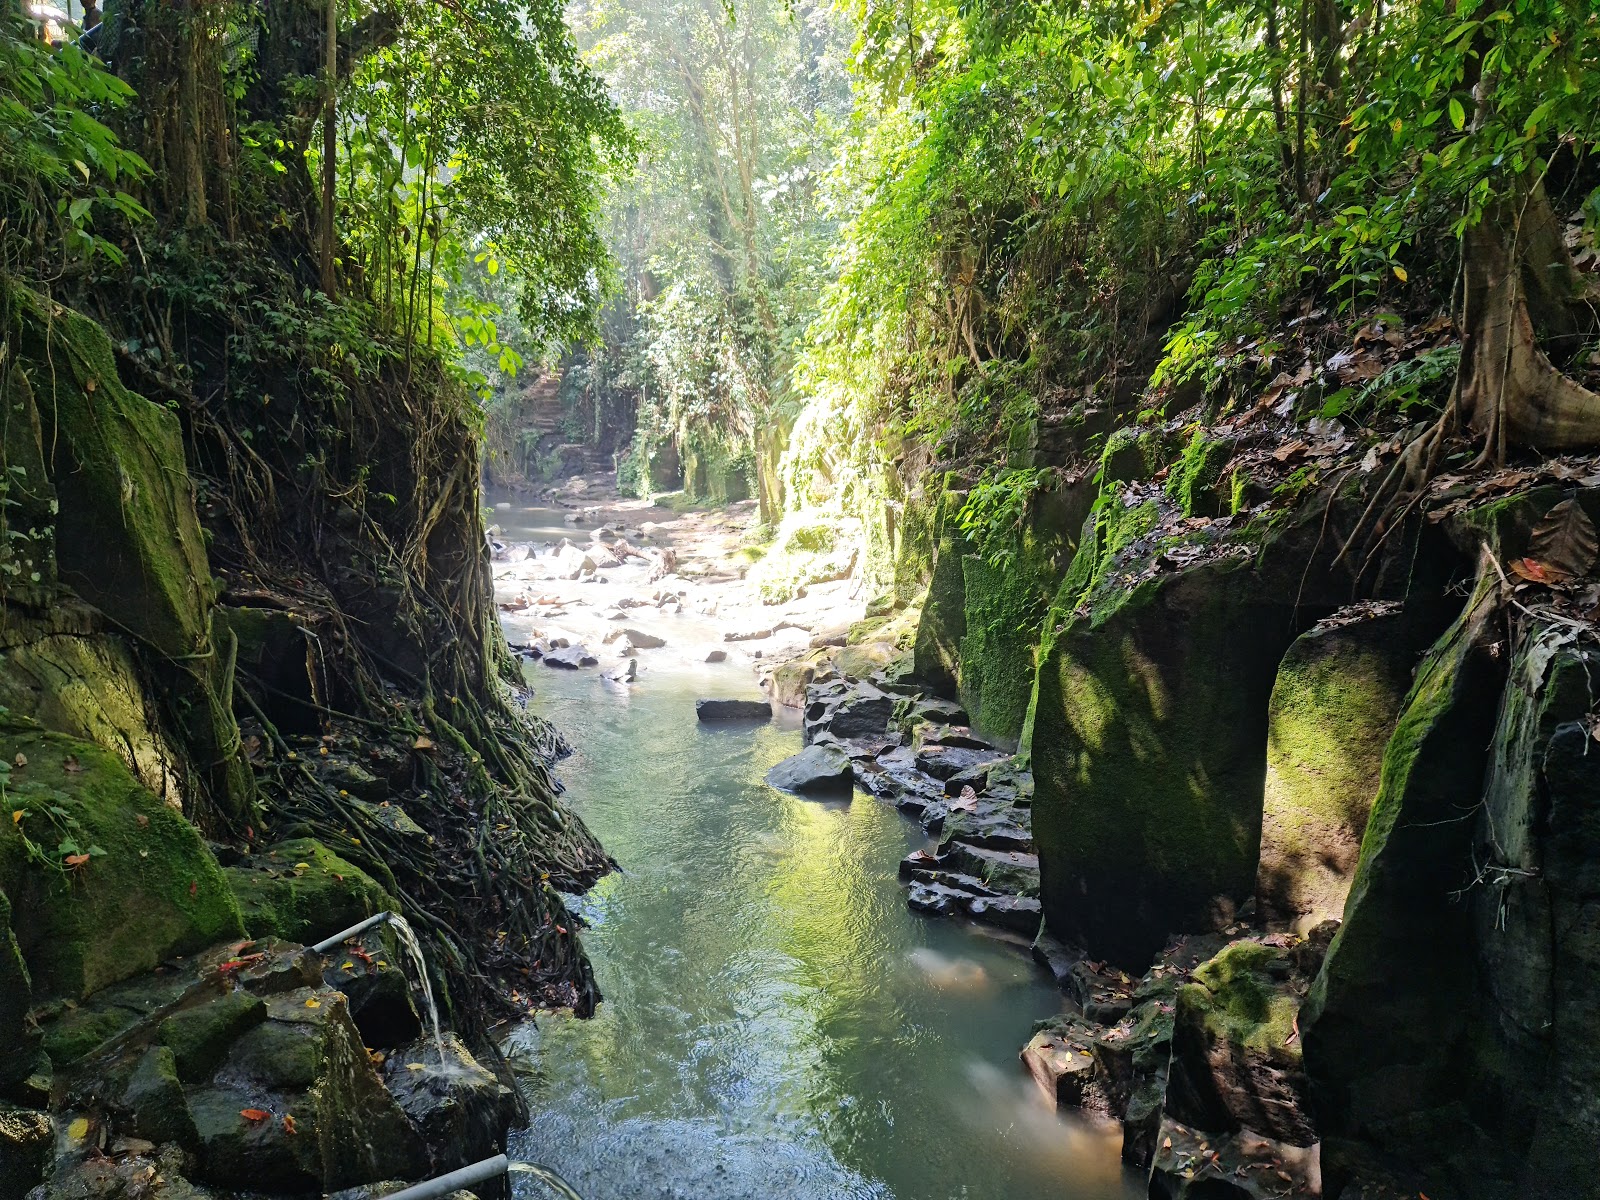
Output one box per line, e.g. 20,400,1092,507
1257,607,1426,930
0,717,244,1004
1032,557,1297,966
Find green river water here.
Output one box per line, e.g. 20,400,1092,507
504,660,1141,1200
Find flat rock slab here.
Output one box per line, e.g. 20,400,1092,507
765,745,855,797
695,698,773,722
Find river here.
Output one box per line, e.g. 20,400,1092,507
504,657,1141,1200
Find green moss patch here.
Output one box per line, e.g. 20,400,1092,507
0,717,243,1002
225,838,397,945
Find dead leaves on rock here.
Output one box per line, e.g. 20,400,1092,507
1512,499,1600,584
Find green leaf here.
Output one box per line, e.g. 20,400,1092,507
1448,98,1466,132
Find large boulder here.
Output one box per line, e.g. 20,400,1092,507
1257,606,1426,930
0,718,244,1005
383,1034,516,1177
1032,559,1296,966
764,746,854,797
695,698,772,722
1301,565,1508,1195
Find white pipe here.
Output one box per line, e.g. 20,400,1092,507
372,1155,509,1200
310,910,394,953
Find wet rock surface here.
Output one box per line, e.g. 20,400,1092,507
14,933,511,1199
764,745,855,797
695,697,773,721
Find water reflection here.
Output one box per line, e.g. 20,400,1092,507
509,666,1141,1200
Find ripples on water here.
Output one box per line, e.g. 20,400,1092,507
507,646,1140,1200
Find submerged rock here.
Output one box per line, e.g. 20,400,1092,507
764,745,854,797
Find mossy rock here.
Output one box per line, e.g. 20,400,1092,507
1301,567,1506,1190
910,490,970,690
1165,431,1235,518
9,287,253,827
1166,940,1313,1146
13,289,212,660
122,1045,198,1147
0,718,244,1003
0,627,185,807
1102,425,1177,485
955,482,1086,744
1032,557,1298,966
225,838,397,945
1257,609,1427,929
159,989,267,1082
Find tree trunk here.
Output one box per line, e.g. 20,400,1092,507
1454,182,1600,455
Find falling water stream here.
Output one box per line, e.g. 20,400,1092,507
387,912,445,1056
502,645,1143,1200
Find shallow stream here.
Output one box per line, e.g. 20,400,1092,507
505,662,1141,1200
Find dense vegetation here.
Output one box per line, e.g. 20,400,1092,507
549,0,1597,585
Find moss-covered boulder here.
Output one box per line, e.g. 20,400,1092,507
1301,564,1506,1194
911,492,969,691
1257,607,1428,930
160,989,268,1082
121,1045,199,1147
11,288,253,827
0,718,243,1003
1032,557,1297,966
1164,939,1314,1146
0,623,186,808
225,838,398,945
1464,615,1600,1194
955,485,1085,745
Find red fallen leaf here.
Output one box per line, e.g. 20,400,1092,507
1509,557,1566,584
189,880,199,897
555,925,568,935
63,853,90,867
281,1114,298,1135
240,1109,270,1122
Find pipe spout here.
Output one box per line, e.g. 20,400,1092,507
310,910,395,953
366,1154,509,1200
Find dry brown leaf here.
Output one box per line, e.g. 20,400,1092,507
1529,499,1598,581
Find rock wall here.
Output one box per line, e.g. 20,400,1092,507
894,393,1600,1197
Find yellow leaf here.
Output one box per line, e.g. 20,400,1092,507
1393,265,1408,283
341,961,354,969
67,1117,90,1141
407,1062,426,1071
305,997,321,1008
11,810,22,824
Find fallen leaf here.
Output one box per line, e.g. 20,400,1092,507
67,1117,90,1141
240,1109,270,1123
407,1062,426,1071
413,735,436,752
63,853,90,867
281,1114,298,1135
304,997,321,1008
189,880,198,897
136,814,149,828
62,755,82,774
1529,498,1599,580
13,753,25,768
11,810,21,824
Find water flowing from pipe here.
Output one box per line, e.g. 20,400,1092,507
387,912,444,1053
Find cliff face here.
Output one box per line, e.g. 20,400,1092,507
891,339,1600,1196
